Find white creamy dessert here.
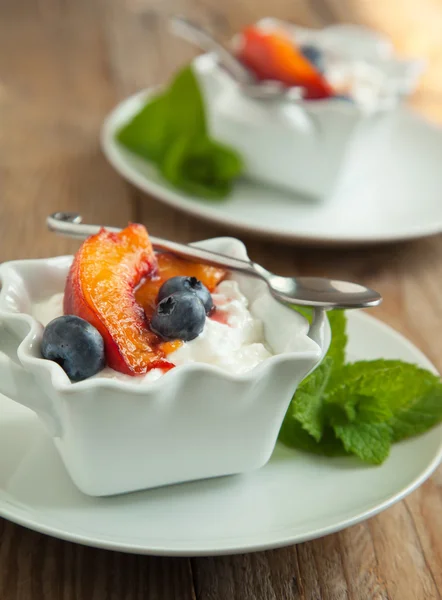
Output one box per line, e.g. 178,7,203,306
196,21,423,200
255,20,423,113
32,279,274,381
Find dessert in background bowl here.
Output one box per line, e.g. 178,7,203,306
234,21,423,108
114,18,424,202
0,226,329,496
197,19,424,199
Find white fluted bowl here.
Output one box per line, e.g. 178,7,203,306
0,237,330,496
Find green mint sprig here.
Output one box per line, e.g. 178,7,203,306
279,310,442,464
116,65,243,199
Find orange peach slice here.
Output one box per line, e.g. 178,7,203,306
64,224,173,376
237,26,333,100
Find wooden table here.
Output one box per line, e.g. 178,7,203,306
1,1,441,598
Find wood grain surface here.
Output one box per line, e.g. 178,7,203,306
1,0,441,598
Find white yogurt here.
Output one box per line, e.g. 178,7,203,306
33,293,65,326
170,280,272,374
32,280,273,381
323,57,401,112
276,22,421,113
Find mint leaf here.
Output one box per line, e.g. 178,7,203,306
165,64,206,139
332,360,440,417
389,380,442,441
289,309,347,370
117,91,171,162
325,371,395,426
160,136,243,200
325,360,441,462
116,65,243,198
279,307,442,466
291,356,334,441
356,395,393,423
279,310,348,447
117,67,206,163
326,310,347,370
333,422,391,464
279,417,347,457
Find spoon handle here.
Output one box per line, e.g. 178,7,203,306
47,212,261,277
169,16,255,85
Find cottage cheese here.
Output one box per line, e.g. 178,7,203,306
32,280,273,381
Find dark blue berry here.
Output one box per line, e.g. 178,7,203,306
41,315,105,382
150,292,206,342
157,276,213,314
300,44,324,72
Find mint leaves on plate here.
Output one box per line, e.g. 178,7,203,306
116,65,243,199
279,311,442,464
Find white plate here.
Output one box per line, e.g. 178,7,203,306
0,312,441,555
102,91,442,245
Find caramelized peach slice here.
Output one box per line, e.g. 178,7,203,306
64,224,173,376
237,26,333,100
135,253,227,320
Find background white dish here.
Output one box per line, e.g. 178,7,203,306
102,90,442,245
0,312,440,556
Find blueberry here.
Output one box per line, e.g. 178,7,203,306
300,44,324,72
150,292,206,342
41,315,106,382
157,276,213,314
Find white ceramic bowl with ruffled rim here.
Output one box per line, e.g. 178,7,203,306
0,237,330,496
196,20,424,199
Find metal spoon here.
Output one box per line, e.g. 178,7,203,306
47,212,382,310
169,16,255,86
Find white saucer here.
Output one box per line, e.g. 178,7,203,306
102,91,442,245
0,312,441,556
